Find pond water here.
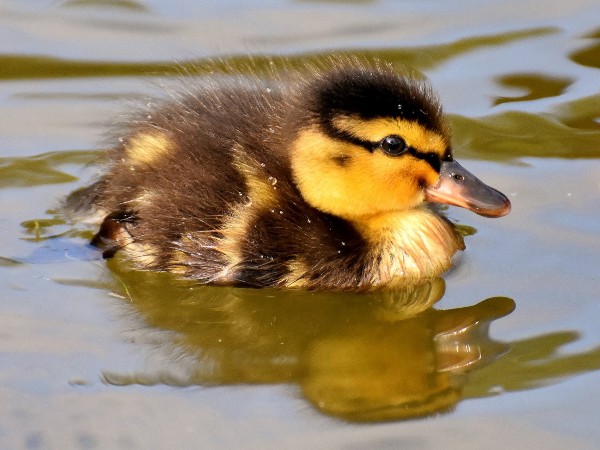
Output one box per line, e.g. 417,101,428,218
1,0,600,448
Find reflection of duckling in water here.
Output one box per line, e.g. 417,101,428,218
302,296,514,422
100,272,515,422
75,56,510,290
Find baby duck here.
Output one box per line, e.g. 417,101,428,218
83,57,510,291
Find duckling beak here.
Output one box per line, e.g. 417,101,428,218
425,160,511,218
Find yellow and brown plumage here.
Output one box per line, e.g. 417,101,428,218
79,57,510,291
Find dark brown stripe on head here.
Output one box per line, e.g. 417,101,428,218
309,63,446,134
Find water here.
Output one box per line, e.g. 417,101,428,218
1,0,599,448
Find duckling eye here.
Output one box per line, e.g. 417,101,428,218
380,135,407,156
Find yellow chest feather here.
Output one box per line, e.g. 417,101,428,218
354,208,465,288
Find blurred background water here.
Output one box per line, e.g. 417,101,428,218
1,0,600,448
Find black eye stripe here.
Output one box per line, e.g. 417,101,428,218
321,121,442,172
321,120,374,151
407,148,442,172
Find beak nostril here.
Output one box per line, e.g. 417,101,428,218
451,173,465,182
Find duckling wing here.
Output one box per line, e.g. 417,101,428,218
88,84,295,280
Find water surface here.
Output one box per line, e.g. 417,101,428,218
1,0,599,448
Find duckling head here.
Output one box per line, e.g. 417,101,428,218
289,61,511,225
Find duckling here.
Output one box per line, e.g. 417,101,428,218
80,57,510,291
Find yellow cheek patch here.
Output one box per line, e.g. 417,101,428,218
125,132,171,166
332,116,448,157
291,127,428,221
